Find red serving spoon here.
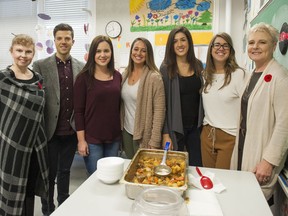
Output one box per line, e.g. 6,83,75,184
196,167,213,189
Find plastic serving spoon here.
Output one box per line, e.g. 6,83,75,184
196,167,213,189
154,142,172,177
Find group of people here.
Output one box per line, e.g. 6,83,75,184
0,21,287,216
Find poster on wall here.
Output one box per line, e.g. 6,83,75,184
129,0,213,32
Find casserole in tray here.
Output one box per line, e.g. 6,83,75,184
120,149,189,199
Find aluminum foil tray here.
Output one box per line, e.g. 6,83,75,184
120,149,189,199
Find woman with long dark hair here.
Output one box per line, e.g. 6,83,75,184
74,35,122,175
160,26,203,166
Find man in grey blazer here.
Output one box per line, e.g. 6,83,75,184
33,23,84,216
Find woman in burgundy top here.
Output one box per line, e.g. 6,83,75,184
74,35,122,175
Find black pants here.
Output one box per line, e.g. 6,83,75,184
176,126,203,166
237,128,246,170
41,134,77,215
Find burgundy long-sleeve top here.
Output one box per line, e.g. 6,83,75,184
74,71,122,143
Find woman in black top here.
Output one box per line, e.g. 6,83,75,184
160,26,203,166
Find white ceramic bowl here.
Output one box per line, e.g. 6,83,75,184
97,166,123,172
97,170,123,179
96,157,125,184
97,169,123,176
97,157,124,171
97,171,121,184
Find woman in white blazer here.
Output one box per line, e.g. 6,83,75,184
230,22,288,205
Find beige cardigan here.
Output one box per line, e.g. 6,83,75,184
230,59,288,199
121,66,165,148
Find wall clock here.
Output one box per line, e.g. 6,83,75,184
105,21,122,39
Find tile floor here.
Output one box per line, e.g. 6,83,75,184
34,154,88,216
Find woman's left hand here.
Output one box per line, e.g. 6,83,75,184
253,159,274,185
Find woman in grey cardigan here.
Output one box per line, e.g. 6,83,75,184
160,26,204,166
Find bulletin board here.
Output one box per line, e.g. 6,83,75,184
251,0,288,69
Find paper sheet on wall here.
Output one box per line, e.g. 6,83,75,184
154,46,166,68
198,46,208,65
119,52,129,68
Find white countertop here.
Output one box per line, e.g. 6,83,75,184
51,160,272,216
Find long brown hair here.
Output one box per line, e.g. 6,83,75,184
77,35,115,87
202,32,244,93
163,26,203,79
126,37,159,76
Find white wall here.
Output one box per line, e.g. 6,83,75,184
0,0,37,68
0,0,245,70
212,0,245,66
93,0,245,70
95,0,153,71
230,0,246,67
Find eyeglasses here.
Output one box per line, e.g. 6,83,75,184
212,43,230,50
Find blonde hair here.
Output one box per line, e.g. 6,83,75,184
10,34,35,53
249,22,279,44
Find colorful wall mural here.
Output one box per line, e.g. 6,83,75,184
130,0,213,32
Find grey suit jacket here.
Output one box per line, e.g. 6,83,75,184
33,54,85,141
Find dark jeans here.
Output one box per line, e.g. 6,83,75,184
41,134,77,215
177,127,202,166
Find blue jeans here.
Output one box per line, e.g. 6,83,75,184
84,141,120,176
177,127,202,166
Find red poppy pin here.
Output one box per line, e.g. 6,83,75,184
38,82,43,89
264,74,272,82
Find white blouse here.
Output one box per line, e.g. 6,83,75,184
121,78,140,134
202,69,248,136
